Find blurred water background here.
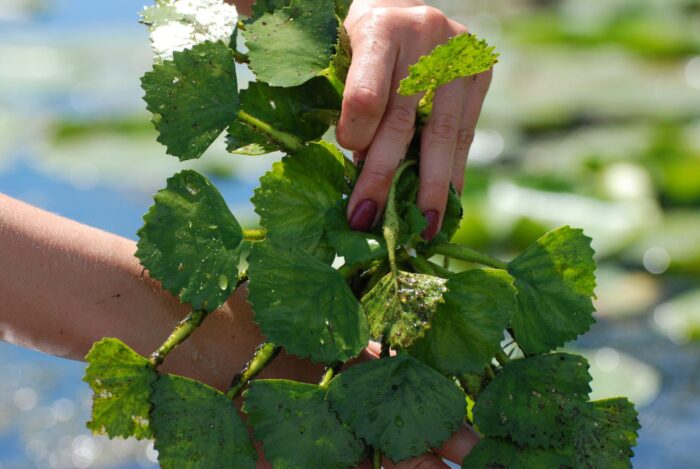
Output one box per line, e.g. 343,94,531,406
0,0,698,467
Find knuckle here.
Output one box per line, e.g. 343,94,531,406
361,164,395,191
422,176,451,196
344,86,385,119
382,103,417,136
456,128,476,151
428,113,460,145
414,6,448,30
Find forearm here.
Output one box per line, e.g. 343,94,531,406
0,194,322,391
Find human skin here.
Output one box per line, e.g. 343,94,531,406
0,1,486,467
0,194,479,468
236,0,492,240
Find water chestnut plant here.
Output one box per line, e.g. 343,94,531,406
83,0,640,467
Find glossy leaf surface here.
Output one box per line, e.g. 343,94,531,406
327,355,466,462
150,374,257,469
84,339,156,439
409,269,516,374
243,380,365,468
508,226,597,354
247,241,369,364
136,170,243,311
141,41,239,160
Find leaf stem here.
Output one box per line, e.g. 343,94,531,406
226,343,281,400
495,350,510,366
233,50,250,64
485,364,496,380
319,362,342,389
242,228,266,241
430,242,508,270
409,256,452,278
149,309,208,367
384,161,416,279
236,109,304,153
372,447,382,469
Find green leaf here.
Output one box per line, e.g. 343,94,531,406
409,269,516,375
83,338,156,439
150,374,257,469
243,380,365,468
136,170,243,312
398,33,498,96
326,355,466,462
141,41,239,160
244,0,339,87
324,202,387,267
463,399,640,468
361,271,447,348
473,353,591,448
252,141,347,262
508,226,597,354
247,241,369,364
248,0,290,21
572,398,640,469
226,78,341,155
461,437,574,469
141,0,238,62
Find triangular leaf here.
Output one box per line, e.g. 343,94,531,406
399,33,498,96
150,374,257,469
141,41,239,160
409,269,516,375
252,141,347,262
326,355,466,462
361,271,447,348
473,353,591,448
226,78,341,155
508,226,597,354
136,170,243,312
84,338,156,439
243,380,365,468
247,240,369,364
243,0,338,87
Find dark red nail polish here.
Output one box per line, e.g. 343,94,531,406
349,199,378,232
422,210,441,241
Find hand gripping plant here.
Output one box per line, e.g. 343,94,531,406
83,1,640,467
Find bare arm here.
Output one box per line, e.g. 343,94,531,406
0,193,322,391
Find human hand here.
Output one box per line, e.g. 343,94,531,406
338,0,492,240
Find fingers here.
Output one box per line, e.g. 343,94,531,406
417,78,464,240
336,14,399,152
434,424,481,463
451,70,493,194
345,81,421,231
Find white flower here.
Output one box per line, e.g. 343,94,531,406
142,0,238,62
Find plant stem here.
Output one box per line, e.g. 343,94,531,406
233,50,249,64
149,309,208,367
409,256,452,278
236,110,304,153
408,256,436,275
430,242,508,270
485,364,496,380
226,343,281,400
319,362,342,389
372,447,382,469
242,228,266,241
495,350,510,366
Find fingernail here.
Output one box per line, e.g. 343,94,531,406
422,210,441,241
349,199,378,232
